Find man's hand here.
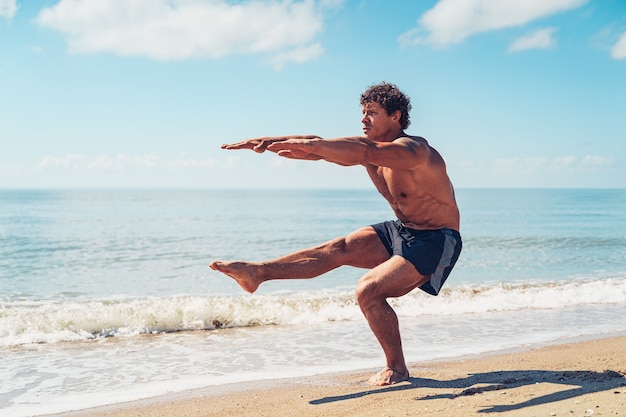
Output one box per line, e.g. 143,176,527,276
221,136,321,153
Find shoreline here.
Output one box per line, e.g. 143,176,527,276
45,334,626,417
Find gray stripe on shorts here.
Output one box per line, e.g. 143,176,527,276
429,231,457,294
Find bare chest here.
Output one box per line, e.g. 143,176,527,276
368,165,414,195
366,167,417,218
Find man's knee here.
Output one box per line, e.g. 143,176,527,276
355,274,383,308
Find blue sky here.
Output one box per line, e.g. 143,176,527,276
1,0,625,189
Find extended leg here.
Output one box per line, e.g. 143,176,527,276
355,256,430,386
210,226,389,293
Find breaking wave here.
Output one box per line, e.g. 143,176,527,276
1,276,625,347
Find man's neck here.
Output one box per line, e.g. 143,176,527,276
394,130,407,140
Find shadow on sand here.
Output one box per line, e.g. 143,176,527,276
310,369,625,413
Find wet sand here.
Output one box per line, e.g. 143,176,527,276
47,335,626,417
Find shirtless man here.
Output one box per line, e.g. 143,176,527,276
210,82,461,386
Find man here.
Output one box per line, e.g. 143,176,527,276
210,82,461,386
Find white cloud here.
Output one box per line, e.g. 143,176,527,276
399,0,587,47
36,0,334,67
449,154,618,188
492,155,614,175
509,27,556,52
20,151,368,188
610,31,626,60
267,42,324,70
167,155,216,170
37,153,216,172
0,0,17,19
37,153,87,170
579,155,615,169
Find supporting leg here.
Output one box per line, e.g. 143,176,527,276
355,256,430,386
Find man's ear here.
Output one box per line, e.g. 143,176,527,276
392,110,401,122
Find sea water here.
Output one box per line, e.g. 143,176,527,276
1,189,625,416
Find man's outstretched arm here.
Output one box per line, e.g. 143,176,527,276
221,135,428,169
268,136,428,170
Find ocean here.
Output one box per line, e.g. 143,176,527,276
1,188,625,416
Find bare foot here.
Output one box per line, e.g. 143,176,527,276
367,367,409,386
209,261,263,293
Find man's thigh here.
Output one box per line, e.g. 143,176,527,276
359,255,430,299
343,226,391,269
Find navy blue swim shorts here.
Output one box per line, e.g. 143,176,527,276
371,220,462,296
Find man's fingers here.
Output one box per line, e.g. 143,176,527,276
253,143,267,153
221,140,264,151
220,142,247,149
266,141,290,151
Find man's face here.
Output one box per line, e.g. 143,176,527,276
361,101,400,141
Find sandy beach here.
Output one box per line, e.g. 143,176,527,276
48,335,626,417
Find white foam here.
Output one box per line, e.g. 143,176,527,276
1,276,625,347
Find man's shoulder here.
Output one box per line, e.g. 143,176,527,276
394,135,447,170
393,135,431,153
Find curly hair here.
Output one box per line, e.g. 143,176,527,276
360,82,412,130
